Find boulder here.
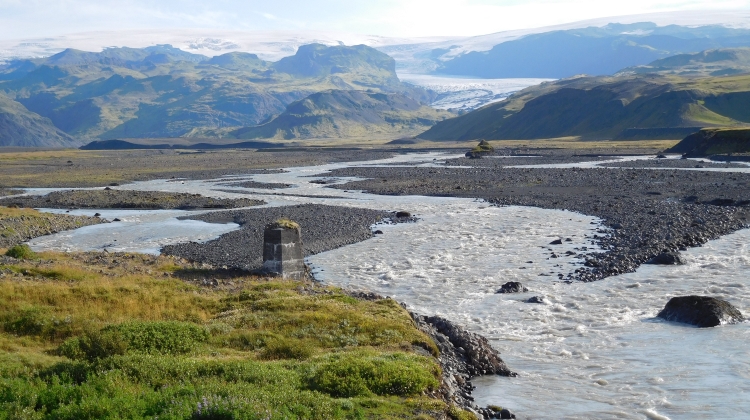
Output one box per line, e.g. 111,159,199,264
395,211,411,218
549,239,563,245
496,281,528,294
645,252,684,265
657,296,745,327
500,408,516,419
526,296,546,304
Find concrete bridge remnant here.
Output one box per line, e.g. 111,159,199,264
262,218,306,279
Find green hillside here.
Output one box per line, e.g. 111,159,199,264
419,73,750,141
0,44,433,142
231,89,451,139
619,47,750,77
0,92,78,147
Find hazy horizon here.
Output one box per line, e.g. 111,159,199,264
2,0,750,40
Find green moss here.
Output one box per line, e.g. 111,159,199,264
269,218,300,230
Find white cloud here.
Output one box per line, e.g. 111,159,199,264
0,0,749,39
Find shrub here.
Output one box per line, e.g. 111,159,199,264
58,328,128,361
1,307,76,340
311,352,439,398
218,330,277,351
5,244,37,260
113,321,209,355
259,338,314,361
58,321,209,361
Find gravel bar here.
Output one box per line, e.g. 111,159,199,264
324,156,750,282
0,189,264,210
162,204,388,270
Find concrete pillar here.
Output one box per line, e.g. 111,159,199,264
262,219,305,280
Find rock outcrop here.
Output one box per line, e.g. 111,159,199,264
411,313,515,416
657,295,745,327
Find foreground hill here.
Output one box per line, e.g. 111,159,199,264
0,92,77,147
667,128,750,157
419,73,750,141
231,90,451,140
435,23,750,79
0,44,431,141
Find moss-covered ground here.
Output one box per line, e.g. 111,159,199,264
0,209,469,418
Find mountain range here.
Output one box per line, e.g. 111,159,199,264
432,23,750,79
0,43,439,146
5,19,750,147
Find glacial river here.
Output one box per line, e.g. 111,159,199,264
25,152,750,420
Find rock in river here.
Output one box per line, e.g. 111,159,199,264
645,252,684,265
496,281,528,294
657,296,745,327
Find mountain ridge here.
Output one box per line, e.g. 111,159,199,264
0,92,78,147
0,43,434,143
231,89,451,140
418,72,750,141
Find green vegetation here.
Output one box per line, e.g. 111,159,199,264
469,139,494,155
270,218,301,230
231,90,450,140
0,206,101,248
619,47,750,77
419,73,750,141
4,244,37,260
0,237,465,418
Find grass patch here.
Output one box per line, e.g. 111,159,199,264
0,251,448,418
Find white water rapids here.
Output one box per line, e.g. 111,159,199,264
24,152,750,419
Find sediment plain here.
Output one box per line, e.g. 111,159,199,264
325,151,750,281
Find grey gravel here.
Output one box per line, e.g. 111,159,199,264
162,204,388,270
323,155,750,282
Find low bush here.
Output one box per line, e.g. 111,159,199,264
4,244,37,260
259,338,315,361
58,321,209,361
1,307,77,340
310,352,440,398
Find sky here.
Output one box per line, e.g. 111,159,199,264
1,0,750,40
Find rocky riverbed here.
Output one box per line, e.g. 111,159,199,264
324,156,750,282
598,158,748,169
0,189,264,210
162,204,390,270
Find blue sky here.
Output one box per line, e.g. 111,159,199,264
1,0,749,39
